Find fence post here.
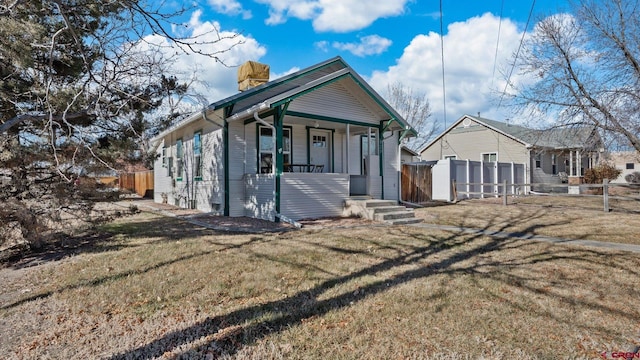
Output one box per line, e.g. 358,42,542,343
603,178,609,212
503,180,508,206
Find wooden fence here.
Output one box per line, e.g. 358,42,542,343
119,170,154,197
401,163,432,204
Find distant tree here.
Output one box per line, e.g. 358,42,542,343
507,0,640,152
0,1,240,250
385,82,437,151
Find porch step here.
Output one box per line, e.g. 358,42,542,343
385,217,424,226
343,198,421,225
374,210,415,221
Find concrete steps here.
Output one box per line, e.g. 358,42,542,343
343,198,421,225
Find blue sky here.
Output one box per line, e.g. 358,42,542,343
154,0,572,130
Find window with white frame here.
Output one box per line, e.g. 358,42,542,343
535,153,542,168
482,153,497,162
193,131,202,180
443,155,457,160
176,138,184,180
258,126,291,173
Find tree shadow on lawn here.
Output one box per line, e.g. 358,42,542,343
108,208,640,359
2,212,268,270
0,216,273,311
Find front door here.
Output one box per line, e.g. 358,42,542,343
310,129,330,173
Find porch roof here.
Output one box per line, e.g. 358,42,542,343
151,57,416,146
212,56,415,133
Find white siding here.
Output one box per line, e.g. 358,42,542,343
288,82,380,125
368,176,382,198
280,173,349,220
348,134,362,174
153,119,224,212
383,131,400,201
421,120,528,164
244,174,275,220
228,121,245,216
290,124,308,164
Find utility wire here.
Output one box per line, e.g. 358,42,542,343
491,0,505,89
498,0,536,108
439,0,447,129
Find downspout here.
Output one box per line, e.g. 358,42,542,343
253,111,277,221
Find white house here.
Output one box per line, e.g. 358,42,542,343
150,57,416,222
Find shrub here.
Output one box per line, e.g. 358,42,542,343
583,163,621,184
624,171,640,184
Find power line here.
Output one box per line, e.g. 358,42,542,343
439,0,447,129
498,0,536,108
491,0,505,89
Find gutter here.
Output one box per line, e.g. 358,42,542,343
202,110,223,129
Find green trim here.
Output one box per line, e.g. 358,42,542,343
243,108,277,125
257,122,293,174
193,130,203,181
331,131,335,172
212,58,346,111
223,107,231,216
271,73,350,108
287,111,373,128
378,124,384,199
398,127,412,145
176,137,183,181
306,128,310,166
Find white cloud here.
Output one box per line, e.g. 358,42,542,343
256,0,409,32
140,11,267,105
332,35,392,57
314,40,330,52
208,0,252,19
368,12,526,127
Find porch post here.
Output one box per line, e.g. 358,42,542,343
223,106,231,216
569,150,574,176
346,124,350,174
273,103,289,221
577,150,582,176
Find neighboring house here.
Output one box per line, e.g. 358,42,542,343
419,114,603,188
605,151,640,184
401,145,420,164
150,56,416,221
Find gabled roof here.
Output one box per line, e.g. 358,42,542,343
418,114,600,153
152,56,415,144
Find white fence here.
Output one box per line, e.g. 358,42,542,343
431,159,527,202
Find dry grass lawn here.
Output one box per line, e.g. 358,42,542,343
1,205,639,359
415,194,640,245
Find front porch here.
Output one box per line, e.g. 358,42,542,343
243,172,384,221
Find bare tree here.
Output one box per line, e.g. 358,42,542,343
385,82,436,151
507,0,640,152
0,0,241,250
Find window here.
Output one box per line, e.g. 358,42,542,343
443,155,457,160
193,131,202,180
551,154,557,174
482,153,497,162
626,163,635,170
162,146,167,167
176,138,183,180
535,153,542,168
360,135,377,156
162,146,172,177
258,126,291,173
313,134,327,148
